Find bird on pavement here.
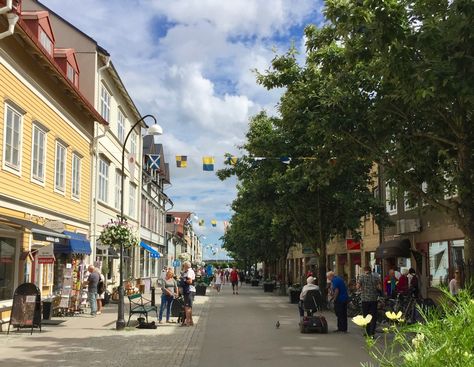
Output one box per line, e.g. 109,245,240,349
275,321,280,329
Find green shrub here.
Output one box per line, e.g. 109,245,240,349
359,288,474,367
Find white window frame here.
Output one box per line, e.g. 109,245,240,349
385,182,397,215
128,183,136,218
421,182,428,206
39,28,53,55
100,84,111,122
98,158,109,203
130,131,137,155
114,169,122,209
71,153,81,200
117,109,125,143
54,141,67,194
66,63,75,84
2,103,23,175
31,123,47,184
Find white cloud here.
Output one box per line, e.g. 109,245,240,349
38,0,324,248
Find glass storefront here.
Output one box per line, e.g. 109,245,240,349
429,239,464,287
0,237,16,301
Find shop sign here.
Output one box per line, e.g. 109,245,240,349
302,247,314,254
38,257,55,264
32,232,67,245
44,220,66,233
37,245,55,264
346,239,361,251
0,256,13,263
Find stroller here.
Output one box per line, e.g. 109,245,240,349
171,295,185,324
299,289,328,334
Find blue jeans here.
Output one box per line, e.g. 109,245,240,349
159,294,173,321
88,291,97,315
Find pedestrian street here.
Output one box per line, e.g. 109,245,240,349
1,283,372,367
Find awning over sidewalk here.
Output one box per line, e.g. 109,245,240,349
0,215,69,245
54,231,91,255
375,238,412,259
139,242,161,258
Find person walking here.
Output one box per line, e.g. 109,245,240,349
96,272,105,315
407,268,419,298
384,269,398,297
159,268,178,323
357,266,381,337
449,269,462,296
327,271,349,333
214,269,223,293
230,266,240,295
180,261,196,326
85,265,100,317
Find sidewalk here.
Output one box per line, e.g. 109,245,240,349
0,292,212,367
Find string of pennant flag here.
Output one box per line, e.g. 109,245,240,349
170,215,230,230
145,154,320,172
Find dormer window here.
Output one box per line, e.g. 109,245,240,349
39,28,53,55
67,63,75,83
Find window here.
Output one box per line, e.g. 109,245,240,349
54,141,66,192
404,191,417,211
39,28,53,55
117,110,125,143
429,241,449,287
114,170,122,209
421,182,428,206
66,63,75,84
31,124,46,182
130,131,137,155
100,84,111,122
71,153,81,199
0,237,16,300
98,158,109,202
385,182,397,214
129,183,136,218
3,103,22,172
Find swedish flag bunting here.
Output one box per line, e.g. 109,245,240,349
211,219,217,227
176,155,187,168
198,219,205,226
225,156,238,165
203,156,215,171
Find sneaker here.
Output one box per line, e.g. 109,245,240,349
236,292,239,295
96,311,102,315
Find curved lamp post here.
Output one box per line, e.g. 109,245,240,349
116,114,163,330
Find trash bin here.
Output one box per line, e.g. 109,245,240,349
42,299,53,320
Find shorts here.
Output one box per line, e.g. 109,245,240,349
231,281,238,287
184,292,195,307
214,284,222,291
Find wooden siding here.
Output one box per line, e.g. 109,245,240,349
0,64,91,222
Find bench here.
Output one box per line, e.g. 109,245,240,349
127,293,158,326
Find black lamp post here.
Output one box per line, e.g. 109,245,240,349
116,114,162,330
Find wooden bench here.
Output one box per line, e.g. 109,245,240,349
127,293,158,326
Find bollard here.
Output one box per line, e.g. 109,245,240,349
150,286,156,306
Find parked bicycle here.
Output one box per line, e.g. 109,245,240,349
347,291,362,318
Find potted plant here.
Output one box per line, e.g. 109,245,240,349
195,280,208,296
288,283,302,304
251,278,260,287
263,279,275,292
98,219,139,249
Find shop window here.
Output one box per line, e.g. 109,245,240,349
41,263,54,286
429,241,449,287
0,237,16,301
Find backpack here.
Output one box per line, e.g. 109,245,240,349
97,279,105,294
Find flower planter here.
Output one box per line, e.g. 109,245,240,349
245,278,251,284
289,289,301,304
251,279,259,287
263,283,275,292
195,285,207,296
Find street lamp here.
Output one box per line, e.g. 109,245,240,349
116,114,163,330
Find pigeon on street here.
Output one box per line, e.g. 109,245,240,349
275,321,280,329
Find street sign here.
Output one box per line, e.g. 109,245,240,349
172,259,181,267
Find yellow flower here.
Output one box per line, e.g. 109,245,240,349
385,311,402,320
352,314,373,327
412,333,425,349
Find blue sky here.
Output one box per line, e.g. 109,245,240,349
40,0,325,260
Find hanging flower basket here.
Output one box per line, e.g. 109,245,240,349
98,219,139,249
178,252,191,262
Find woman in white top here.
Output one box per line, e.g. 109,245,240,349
214,270,223,293
449,269,461,296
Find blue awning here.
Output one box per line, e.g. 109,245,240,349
139,242,161,258
54,231,91,255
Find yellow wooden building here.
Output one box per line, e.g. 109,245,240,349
0,5,107,325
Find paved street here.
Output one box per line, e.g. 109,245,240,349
1,284,372,367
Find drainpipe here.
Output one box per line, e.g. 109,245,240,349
0,12,19,40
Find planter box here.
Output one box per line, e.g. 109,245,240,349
263,283,275,292
195,285,207,296
289,289,301,304
251,280,259,287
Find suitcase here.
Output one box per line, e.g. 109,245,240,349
300,315,328,334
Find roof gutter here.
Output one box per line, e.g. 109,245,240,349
0,11,19,40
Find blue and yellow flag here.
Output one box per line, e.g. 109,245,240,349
199,219,205,226
211,219,217,227
176,155,187,168
225,156,238,165
203,156,215,171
